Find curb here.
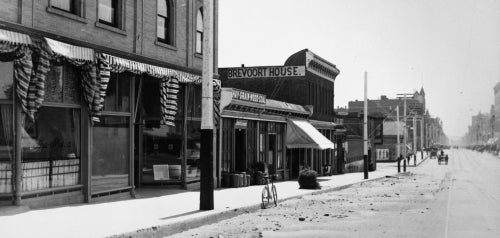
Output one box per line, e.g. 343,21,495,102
108,174,394,238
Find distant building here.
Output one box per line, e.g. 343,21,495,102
218,49,342,177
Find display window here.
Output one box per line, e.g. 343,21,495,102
140,78,185,183
21,63,81,192
91,73,132,193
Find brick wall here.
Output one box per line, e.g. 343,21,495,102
0,0,214,72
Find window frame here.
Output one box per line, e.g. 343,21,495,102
96,0,126,33
195,7,203,55
156,0,175,46
47,0,87,23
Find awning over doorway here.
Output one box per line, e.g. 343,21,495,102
286,119,335,150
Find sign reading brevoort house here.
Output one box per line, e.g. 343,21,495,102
232,88,266,104
226,66,305,79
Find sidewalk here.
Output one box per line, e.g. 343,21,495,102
0,161,425,238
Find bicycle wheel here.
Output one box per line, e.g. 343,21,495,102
261,186,270,209
271,184,278,206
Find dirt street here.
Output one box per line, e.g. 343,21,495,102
171,171,447,238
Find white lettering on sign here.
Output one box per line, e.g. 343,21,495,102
226,66,305,79
232,89,266,104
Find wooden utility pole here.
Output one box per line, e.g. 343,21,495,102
396,105,401,172
200,0,214,211
363,71,368,179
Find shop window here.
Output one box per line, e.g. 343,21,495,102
195,8,203,54
50,0,83,16
21,107,81,191
45,63,81,104
98,0,123,29
140,78,185,183
157,0,174,45
186,120,200,180
0,61,14,100
186,85,201,119
91,115,129,193
102,73,130,112
0,104,13,194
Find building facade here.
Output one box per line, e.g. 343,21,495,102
348,89,429,152
218,49,341,176
0,0,218,208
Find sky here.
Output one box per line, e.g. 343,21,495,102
217,0,500,139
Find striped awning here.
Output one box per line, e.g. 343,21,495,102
103,53,201,82
0,29,32,45
286,119,335,150
45,37,94,62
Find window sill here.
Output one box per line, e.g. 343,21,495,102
194,53,203,59
46,6,87,23
155,40,177,51
95,22,127,36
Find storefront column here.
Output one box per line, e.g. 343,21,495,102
14,102,22,205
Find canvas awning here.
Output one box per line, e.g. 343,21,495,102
286,119,335,150
45,37,94,62
0,29,32,45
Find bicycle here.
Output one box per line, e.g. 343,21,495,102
261,174,278,209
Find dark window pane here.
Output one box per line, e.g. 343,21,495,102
0,62,14,100
91,116,129,193
186,85,201,118
103,73,131,112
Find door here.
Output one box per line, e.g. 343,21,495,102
268,134,276,174
234,129,246,172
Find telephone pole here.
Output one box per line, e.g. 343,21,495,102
363,71,368,179
200,0,214,211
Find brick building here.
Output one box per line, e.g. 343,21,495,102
0,0,218,208
218,49,342,177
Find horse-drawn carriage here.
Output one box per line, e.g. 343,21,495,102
438,154,448,165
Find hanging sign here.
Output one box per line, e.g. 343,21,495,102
232,88,266,104
226,66,305,79
235,119,248,129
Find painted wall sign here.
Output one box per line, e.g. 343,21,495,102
226,66,306,79
232,89,266,104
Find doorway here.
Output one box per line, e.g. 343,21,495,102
234,129,246,172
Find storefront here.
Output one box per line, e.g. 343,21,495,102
0,28,218,207
218,88,335,186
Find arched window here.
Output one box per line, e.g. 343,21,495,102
157,0,173,45
196,8,203,54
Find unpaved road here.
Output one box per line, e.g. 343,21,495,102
171,149,500,238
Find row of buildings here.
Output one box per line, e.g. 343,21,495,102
0,0,445,209
463,82,500,150
338,89,446,164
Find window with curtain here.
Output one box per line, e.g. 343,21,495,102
98,0,121,28
51,0,81,15
196,8,203,54
20,63,82,192
0,62,13,194
157,0,173,45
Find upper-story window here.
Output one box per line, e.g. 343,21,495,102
157,0,173,45
98,0,122,29
50,0,83,16
195,8,203,54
